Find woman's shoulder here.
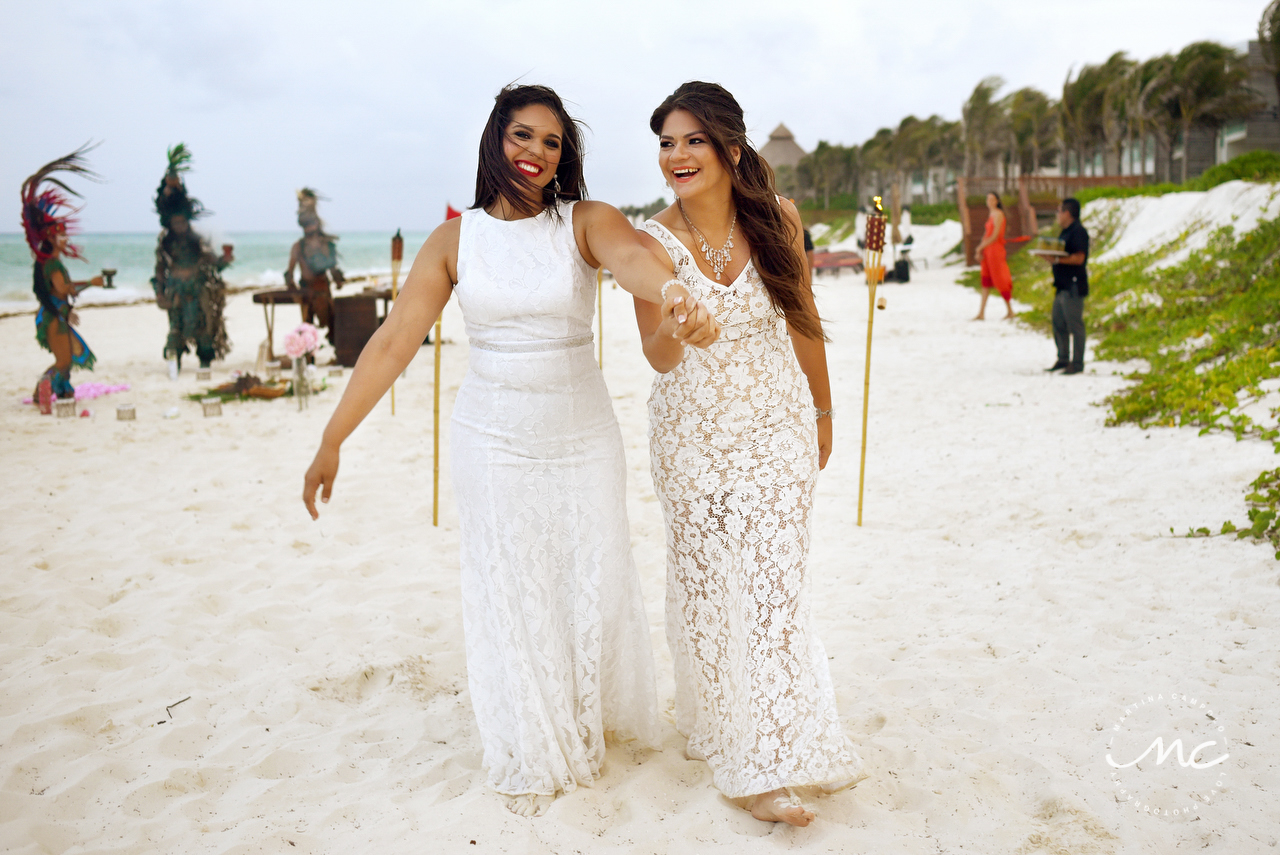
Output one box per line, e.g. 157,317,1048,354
42,257,69,277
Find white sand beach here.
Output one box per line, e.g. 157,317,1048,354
2,264,1278,854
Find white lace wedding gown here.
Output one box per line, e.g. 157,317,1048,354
451,202,658,797
643,220,862,798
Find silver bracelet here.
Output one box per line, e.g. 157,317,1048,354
815,407,834,420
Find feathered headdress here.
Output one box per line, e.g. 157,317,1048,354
297,187,326,229
20,144,99,262
155,143,205,227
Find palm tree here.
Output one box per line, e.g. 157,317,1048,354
1005,87,1058,175
962,76,1007,178
1260,0,1280,104
1097,53,1137,174
1169,42,1264,182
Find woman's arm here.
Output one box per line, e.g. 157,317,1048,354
575,201,719,350
47,267,103,299
634,289,688,373
303,219,459,518
781,199,833,470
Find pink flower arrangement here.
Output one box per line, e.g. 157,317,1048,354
284,323,321,359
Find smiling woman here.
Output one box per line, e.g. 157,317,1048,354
302,83,724,818
634,80,861,829
472,85,586,220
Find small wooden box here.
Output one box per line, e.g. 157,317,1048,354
201,397,223,417
117,404,136,421
54,399,76,418
196,369,212,381
328,368,343,378
334,295,379,367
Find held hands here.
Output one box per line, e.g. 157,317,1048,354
303,442,340,520
660,283,720,349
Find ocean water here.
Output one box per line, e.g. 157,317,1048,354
0,230,432,312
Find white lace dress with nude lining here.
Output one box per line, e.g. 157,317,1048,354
450,201,659,797
643,218,862,798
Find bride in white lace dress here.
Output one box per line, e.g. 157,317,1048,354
303,85,720,817
634,82,863,827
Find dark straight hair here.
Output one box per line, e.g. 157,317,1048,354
472,84,587,219
1061,197,1081,221
987,191,1004,210
650,81,824,341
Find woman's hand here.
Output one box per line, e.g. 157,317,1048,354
303,442,340,519
817,415,832,470
662,293,720,349
89,276,104,288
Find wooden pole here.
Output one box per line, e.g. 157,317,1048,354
433,314,442,527
857,256,879,527
389,229,404,415
597,268,604,368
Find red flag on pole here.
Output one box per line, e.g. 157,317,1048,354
445,204,462,220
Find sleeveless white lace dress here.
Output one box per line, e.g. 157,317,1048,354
451,202,659,797
643,219,862,798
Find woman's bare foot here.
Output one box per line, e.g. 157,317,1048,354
503,792,556,818
971,315,984,321
750,789,814,826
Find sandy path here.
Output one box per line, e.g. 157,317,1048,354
1,266,1276,854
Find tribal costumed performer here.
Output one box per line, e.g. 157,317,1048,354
151,144,234,379
285,188,345,345
21,145,107,410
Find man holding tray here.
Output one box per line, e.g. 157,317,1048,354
1043,198,1089,375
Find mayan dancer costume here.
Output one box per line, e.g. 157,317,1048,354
21,146,104,410
285,188,345,344
151,145,233,378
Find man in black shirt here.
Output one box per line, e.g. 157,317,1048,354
1045,198,1089,374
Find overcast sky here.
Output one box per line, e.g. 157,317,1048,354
1,0,1266,234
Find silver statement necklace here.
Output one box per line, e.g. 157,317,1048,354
677,198,737,281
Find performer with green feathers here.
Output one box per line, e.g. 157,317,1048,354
151,144,234,379
285,188,345,345
20,145,107,411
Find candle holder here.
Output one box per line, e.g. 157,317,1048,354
201,397,223,417
54,399,76,418
265,360,281,381
101,268,117,289
116,403,136,421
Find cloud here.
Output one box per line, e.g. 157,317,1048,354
0,0,1266,232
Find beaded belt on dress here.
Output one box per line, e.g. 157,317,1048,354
469,334,594,353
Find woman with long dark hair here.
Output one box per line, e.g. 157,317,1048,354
634,81,862,826
21,147,106,411
302,84,719,817
972,191,1014,320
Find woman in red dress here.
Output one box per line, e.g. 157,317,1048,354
973,191,1014,320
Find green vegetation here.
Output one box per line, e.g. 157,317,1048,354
959,190,1280,557
911,202,960,225
1076,151,1280,204
620,197,667,220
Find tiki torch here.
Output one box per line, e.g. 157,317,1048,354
857,198,888,527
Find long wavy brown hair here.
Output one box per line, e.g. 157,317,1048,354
650,81,824,341
473,84,586,219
